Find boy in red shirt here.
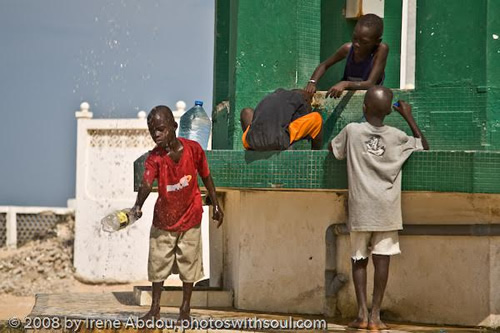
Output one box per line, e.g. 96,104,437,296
130,105,223,321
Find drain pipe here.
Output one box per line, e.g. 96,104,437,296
325,225,348,298
325,222,500,309
332,224,500,236
325,222,500,316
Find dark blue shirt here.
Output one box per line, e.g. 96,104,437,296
342,46,384,84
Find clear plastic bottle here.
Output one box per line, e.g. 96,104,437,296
178,100,211,149
101,209,137,232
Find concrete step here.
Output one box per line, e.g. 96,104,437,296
25,293,486,332
133,286,233,308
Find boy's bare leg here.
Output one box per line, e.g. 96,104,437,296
348,258,369,329
178,282,193,322
368,254,390,330
140,281,163,320
311,128,323,150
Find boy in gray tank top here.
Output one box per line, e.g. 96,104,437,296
329,86,429,330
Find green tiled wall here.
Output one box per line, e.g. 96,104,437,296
316,87,486,150
415,0,486,89
204,0,500,195
212,0,402,150
486,0,500,149
133,150,500,194
213,0,500,151
318,0,354,92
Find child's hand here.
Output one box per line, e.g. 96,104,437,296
129,205,143,220
212,204,224,228
326,81,348,99
305,82,317,94
392,100,413,119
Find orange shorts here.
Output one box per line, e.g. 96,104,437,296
242,112,322,150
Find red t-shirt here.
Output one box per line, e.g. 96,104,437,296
143,138,210,232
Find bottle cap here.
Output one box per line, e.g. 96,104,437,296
393,101,400,107
195,100,203,106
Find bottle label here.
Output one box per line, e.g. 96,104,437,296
117,211,129,228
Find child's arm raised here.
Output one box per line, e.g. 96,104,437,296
305,43,351,94
326,43,389,98
201,174,224,228
393,100,430,150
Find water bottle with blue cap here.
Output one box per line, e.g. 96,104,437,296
178,100,211,149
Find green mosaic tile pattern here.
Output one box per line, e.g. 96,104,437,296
216,86,489,151
401,151,473,192
380,0,402,88
318,0,353,92
134,150,500,194
297,0,321,86
212,103,231,149
314,87,486,151
213,0,232,105
486,0,500,150
213,0,500,152
472,151,500,193
416,0,487,89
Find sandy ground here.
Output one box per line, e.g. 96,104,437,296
0,216,188,321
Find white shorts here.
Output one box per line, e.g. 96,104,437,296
350,231,401,260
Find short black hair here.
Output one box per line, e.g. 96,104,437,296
358,14,383,38
147,105,175,124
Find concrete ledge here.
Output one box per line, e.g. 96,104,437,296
133,286,233,308
219,189,500,328
133,150,500,194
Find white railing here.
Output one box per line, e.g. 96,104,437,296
0,206,74,249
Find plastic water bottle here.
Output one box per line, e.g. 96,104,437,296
178,100,211,149
101,209,137,232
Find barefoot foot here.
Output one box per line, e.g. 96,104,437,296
347,318,369,329
367,318,388,331
140,306,160,321
177,305,191,325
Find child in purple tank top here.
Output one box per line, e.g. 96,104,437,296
305,14,388,99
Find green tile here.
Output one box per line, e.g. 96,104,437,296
134,150,500,194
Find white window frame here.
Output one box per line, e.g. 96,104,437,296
400,0,416,89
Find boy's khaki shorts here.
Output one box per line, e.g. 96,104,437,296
148,224,204,283
350,231,401,261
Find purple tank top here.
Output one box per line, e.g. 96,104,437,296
342,46,384,84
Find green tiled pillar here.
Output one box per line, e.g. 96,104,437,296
486,0,500,149
212,0,402,150
414,0,488,150
415,0,487,89
212,0,322,150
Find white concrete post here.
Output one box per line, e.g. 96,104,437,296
6,207,17,249
75,102,93,119
173,100,186,136
73,102,159,282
